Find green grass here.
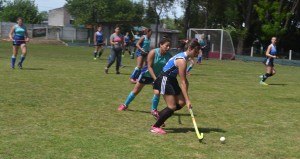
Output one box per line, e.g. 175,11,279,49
0,42,299,159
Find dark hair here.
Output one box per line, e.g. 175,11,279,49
144,28,152,33
184,40,200,50
159,38,171,46
16,17,22,21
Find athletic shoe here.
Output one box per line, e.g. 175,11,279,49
118,104,127,111
260,81,268,86
186,72,190,76
197,62,202,65
151,109,160,120
150,126,166,134
18,62,23,69
94,57,97,60
105,67,108,74
129,78,137,84
259,75,264,80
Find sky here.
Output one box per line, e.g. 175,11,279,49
35,0,183,18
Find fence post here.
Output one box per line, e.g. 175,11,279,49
211,43,214,52
251,46,254,57
289,50,292,60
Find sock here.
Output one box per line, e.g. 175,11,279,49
134,68,142,79
154,107,174,127
11,55,16,68
262,73,272,82
197,56,202,63
98,51,103,57
151,95,160,110
93,51,97,57
130,67,139,79
186,65,193,73
19,55,25,64
124,91,136,107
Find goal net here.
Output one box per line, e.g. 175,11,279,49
187,28,235,60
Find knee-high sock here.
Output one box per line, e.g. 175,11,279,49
262,73,272,82
154,107,174,127
151,95,160,110
98,51,103,57
93,51,97,57
124,91,136,107
130,67,140,79
11,56,16,68
197,56,202,63
186,65,193,73
19,55,25,64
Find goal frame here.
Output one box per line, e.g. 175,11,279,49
187,28,235,60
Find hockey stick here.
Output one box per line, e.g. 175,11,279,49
189,107,204,141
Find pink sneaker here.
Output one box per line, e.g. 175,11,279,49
186,72,190,76
150,126,166,134
129,78,137,84
118,104,127,111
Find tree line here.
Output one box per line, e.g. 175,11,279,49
1,0,299,54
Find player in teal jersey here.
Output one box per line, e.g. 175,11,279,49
8,17,30,69
131,31,141,59
129,28,152,84
118,38,172,119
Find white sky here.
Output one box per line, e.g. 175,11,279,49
35,0,183,18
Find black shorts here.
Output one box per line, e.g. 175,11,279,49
138,76,154,84
153,74,181,95
263,58,274,67
96,41,104,46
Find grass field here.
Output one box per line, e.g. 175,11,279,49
0,42,299,159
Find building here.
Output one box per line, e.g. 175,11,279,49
150,24,180,48
48,7,74,26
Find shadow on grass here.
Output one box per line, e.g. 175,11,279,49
164,127,226,134
127,109,190,116
268,83,287,86
22,68,46,71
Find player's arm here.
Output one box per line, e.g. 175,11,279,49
147,49,157,80
265,45,276,58
9,26,15,41
176,58,191,109
136,36,145,53
94,32,97,45
25,28,30,42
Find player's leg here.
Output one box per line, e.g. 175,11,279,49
105,49,116,73
186,59,194,75
98,45,104,58
129,55,143,83
151,89,161,119
260,66,272,85
18,43,27,69
93,45,99,60
12,45,19,69
197,50,203,64
118,82,146,111
116,50,122,74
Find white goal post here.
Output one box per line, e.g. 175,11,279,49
187,28,235,60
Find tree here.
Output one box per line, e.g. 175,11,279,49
65,0,144,25
147,0,175,47
0,0,43,23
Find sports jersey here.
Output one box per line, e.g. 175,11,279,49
162,52,188,77
143,48,172,78
95,31,104,42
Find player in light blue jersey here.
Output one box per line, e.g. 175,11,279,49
118,38,172,120
259,37,278,85
150,40,201,134
93,26,105,60
129,28,152,84
9,17,30,69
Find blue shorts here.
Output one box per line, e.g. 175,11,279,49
13,36,25,46
136,50,148,58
